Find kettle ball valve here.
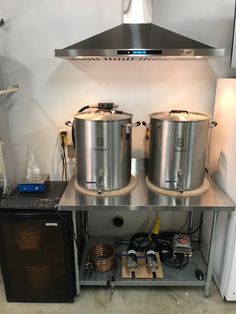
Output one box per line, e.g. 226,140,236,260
133,121,141,127
209,121,218,128
124,121,140,139
65,121,73,127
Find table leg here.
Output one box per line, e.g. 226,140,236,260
204,210,219,297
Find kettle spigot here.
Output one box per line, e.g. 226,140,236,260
177,171,184,193
97,185,104,195
96,169,104,194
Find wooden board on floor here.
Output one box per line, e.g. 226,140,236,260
122,252,163,279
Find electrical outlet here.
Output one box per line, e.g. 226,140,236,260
59,130,67,146
58,126,72,146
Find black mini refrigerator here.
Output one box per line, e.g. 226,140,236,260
0,210,76,302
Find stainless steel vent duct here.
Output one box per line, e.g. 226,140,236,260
55,0,225,61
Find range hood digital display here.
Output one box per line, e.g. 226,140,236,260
117,49,162,55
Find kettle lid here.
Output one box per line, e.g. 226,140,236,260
150,110,210,122
74,111,132,121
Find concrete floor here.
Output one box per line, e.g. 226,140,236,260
0,273,236,314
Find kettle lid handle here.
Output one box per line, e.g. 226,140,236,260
170,110,189,115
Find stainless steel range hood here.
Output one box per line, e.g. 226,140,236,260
55,0,225,61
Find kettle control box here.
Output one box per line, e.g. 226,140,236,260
173,234,192,257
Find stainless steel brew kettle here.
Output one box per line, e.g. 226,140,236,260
67,103,140,194
144,110,217,192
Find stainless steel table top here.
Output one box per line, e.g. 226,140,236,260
58,159,235,212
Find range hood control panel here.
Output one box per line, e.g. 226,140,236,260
117,50,163,55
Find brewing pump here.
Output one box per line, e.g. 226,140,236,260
145,250,158,278
126,248,138,278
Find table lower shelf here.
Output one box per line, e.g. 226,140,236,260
79,237,207,287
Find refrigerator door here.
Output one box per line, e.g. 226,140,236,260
213,212,236,300
0,211,76,302
221,212,236,301
208,78,236,300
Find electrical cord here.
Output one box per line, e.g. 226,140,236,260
156,213,202,239
129,233,158,251
176,216,203,236
63,144,68,181
162,254,189,269
189,260,205,280
61,144,68,181
78,105,90,113
189,261,200,270
176,212,191,233
154,213,191,240
80,211,90,237
61,149,65,181
113,230,200,273
113,239,130,248
59,133,68,182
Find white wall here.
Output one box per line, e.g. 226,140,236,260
1,0,236,181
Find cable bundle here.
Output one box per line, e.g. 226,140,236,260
59,131,68,181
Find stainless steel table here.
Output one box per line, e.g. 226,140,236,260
59,159,235,297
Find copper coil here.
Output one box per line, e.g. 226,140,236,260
88,243,115,272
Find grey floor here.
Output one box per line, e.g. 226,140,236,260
0,274,236,314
